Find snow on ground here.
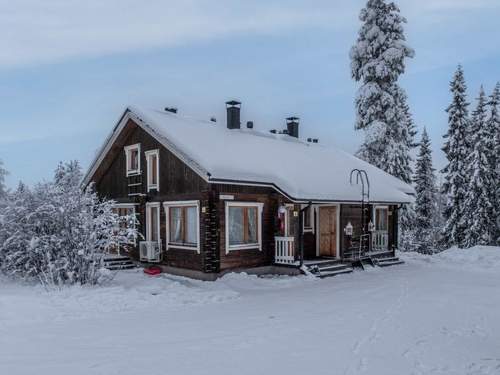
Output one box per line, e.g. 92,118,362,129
1,246,500,375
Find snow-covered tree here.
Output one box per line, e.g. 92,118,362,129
350,0,415,173
0,159,8,200
441,66,470,247
462,87,496,247
486,83,500,244
413,128,437,253
0,161,137,286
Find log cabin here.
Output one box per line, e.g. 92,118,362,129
83,101,414,279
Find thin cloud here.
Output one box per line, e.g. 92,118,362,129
0,0,345,69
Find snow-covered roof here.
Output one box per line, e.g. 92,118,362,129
85,106,414,203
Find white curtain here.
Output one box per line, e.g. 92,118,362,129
229,207,244,245
247,207,257,243
170,207,182,243
185,206,198,245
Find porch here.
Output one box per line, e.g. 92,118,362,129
273,203,398,273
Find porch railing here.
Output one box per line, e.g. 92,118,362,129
372,230,389,251
275,236,295,265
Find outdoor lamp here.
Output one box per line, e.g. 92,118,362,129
368,220,375,232
344,222,353,236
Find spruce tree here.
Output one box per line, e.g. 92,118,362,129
350,0,415,174
441,66,470,247
463,87,496,247
413,128,437,253
486,83,500,244
0,159,8,200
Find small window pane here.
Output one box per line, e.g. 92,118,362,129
130,149,138,171
170,207,183,243
185,206,197,244
149,206,159,241
228,207,244,245
151,154,158,185
376,209,388,231
304,206,311,228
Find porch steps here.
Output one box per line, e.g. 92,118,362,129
304,259,353,278
373,256,405,267
103,256,136,271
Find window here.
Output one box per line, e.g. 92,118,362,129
278,205,294,237
303,205,314,233
112,204,137,246
124,144,141,176
225,202,263,252
163,201,200,252
374,206,389,231
145,149,159,191
146,203,161,243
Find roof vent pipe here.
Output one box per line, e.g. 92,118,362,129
246,121,253,129
286,117,299,138
226,100,241,129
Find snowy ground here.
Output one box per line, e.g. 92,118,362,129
1,247,500,375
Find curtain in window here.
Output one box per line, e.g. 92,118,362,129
376,209,388,231
185,206,197,244
247,207,257,243
170,207,183,243
229,207,244,245
130,150,138,171
150,207,159,241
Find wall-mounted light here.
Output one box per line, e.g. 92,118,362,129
344,222,353,236
368,220,375,232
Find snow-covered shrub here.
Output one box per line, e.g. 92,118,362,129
0,161,137,286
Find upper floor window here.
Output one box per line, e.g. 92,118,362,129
145,149,159,191
124,144,141,176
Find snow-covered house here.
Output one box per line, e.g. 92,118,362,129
83,101,413,279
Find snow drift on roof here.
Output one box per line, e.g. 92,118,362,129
126,106,413,203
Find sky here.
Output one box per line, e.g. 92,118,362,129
1,0,499,188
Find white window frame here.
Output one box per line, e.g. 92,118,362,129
302,204,314,233
145,202,161,244
225,201,264,254
163,200,200,253
112,203,138,246
124,143,141,176
145,149,160,192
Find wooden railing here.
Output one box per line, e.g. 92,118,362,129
275,236,295,265
372,230,389,251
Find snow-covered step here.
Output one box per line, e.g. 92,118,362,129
103,255,135,271
376,257,405,267
318,267,354,278
317,264,351,273
106,263,136,271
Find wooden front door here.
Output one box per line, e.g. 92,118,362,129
319,207,337,257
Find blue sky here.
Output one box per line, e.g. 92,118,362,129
1,0,499,188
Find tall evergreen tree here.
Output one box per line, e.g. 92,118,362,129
413,128,437,253
486,83,500,244
441,66,470,247
463,87,496,247
350,0,415,176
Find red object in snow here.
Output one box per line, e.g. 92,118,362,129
144,266,162,275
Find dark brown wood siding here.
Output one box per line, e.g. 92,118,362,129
211,185,284,271
91,120,209,271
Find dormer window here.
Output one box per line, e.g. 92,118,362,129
124,144,140,176
145,149,159,191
